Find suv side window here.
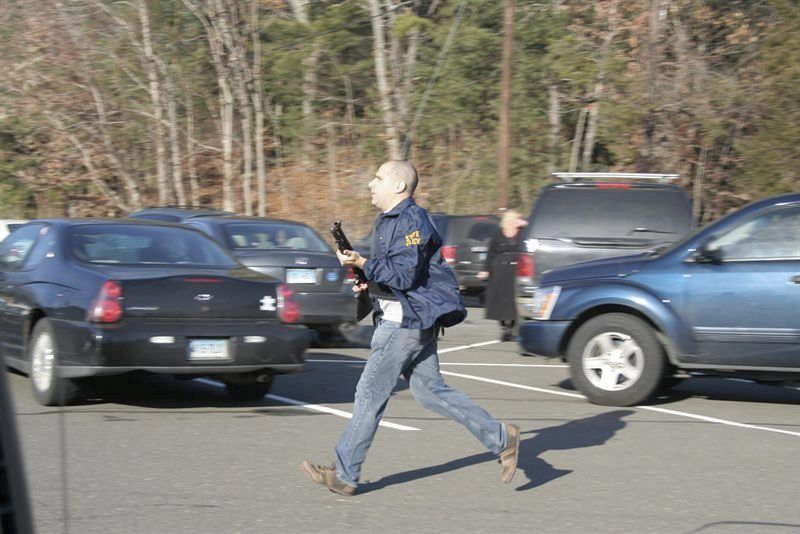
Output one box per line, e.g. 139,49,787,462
712,206,800,260
0,224,45,271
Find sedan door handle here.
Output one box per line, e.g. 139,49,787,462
792,275,800,284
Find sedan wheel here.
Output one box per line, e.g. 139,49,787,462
28,319,80,406
567,313,665,406
31,330,55,394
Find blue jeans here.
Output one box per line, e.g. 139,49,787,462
334,320,507,487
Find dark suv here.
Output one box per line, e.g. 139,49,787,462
516,173,693,318
354,213,499,295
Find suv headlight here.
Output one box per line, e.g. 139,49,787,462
531,286,561,320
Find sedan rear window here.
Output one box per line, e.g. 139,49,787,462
69,225,239,267
223,222,330,252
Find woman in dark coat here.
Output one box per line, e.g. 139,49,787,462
478,209,528,341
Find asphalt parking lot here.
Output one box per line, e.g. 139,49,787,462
8,306,800,534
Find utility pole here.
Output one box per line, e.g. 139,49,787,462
498,0,514,209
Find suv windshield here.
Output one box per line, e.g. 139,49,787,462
529,187,692,239
70,225,238,267
223,222,330,252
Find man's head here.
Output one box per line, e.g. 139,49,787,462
368,160,418,211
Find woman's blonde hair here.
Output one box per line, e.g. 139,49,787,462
500,209,522,229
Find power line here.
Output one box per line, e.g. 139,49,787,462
402,0,470,159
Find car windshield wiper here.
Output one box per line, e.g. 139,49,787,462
628,227,675,235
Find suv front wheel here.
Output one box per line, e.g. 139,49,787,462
567,313,665,406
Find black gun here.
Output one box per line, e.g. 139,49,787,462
330,220,368,285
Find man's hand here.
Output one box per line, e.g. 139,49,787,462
336,249,366,270
352,281,369,293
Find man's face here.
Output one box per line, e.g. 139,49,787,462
368,166,400,211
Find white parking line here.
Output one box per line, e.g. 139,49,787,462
439,339,503,353
440,370,800,437
194,379,420,432
317,336,800,438
308,360,567,368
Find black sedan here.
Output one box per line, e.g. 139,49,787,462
0,219,308,405
143,214,360,342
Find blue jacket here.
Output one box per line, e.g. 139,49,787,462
364,198,467,329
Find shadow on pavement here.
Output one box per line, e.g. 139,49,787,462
70,351,377,409
555,377,800,406
360,409,633,494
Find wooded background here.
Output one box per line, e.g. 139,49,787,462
1,0,798,236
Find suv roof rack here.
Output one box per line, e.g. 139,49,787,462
553,172,679,183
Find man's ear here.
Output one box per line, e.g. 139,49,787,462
393,180,407,194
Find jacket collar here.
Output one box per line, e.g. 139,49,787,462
379,197,415,219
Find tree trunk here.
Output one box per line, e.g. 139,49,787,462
160,62,186,206
569,107,587,172
186,91,200,207
138,0,170,205
289,0,320,167
184,0,236,211
368,0,401,159
251,0,267,217
582,1,618,170
497,0,514,209
327,119,338,210
547,81,561,175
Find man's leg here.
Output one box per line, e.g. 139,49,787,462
332,321,416,487
404,327,507,454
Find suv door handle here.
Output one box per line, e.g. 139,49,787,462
792,275,800,284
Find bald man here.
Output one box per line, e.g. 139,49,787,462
302,160,520,496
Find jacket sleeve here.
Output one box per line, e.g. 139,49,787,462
363,214,434,291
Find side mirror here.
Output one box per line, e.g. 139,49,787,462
694,239,723,264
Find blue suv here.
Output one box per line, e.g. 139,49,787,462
519,193,800,406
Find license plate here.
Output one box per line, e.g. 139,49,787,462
286,268,316,284
188,339,230,361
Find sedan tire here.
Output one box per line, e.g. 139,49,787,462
567,313,665,406
29,319,80,406
223,372,274,401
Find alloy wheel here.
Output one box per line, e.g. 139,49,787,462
581,331,644,392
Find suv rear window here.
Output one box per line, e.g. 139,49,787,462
529,186,691,238
446,217,498,243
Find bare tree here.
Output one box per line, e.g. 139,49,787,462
288,0,321,166
368,0,401,159
183,0,236,211
546,81,561,175
251,0,268,216
139,0,171,205
581,0,618,170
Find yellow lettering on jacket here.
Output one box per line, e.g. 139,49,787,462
405,230,421,246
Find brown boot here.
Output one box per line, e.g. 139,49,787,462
499,424,520,483
301,461,356,496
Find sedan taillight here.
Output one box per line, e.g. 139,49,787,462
88,280,123,323
277,284,300,323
